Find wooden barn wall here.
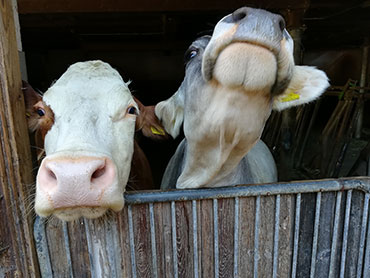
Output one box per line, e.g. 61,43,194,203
17,0,310,14
0,0,39,276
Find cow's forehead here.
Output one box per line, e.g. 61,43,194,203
43,61,133,113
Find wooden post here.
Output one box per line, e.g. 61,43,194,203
0,0,39,277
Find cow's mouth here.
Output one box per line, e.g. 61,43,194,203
202,38,280,83
54,207,108,221
209,42,277,91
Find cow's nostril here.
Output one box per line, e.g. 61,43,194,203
48,169,57,180
92,165,106,180
232,9,247,22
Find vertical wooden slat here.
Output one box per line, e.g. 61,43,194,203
258,195,275,277
149,203,158,278
315,192,336,278
132,204,153,278
175,201,193,278
67,220,91,278
46,220,69,277
84,215,122,278
0,0,39,276
238,196,255,276
345,191,364,277
277,195,294,277
200,199,214,278
153,202,174,278
118,206,133,278
218,198,235,278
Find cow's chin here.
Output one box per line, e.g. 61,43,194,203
212,43,277,93
53,207,109,221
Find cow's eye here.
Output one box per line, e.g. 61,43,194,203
37,108,45,117
184,47,198,63
127,106,138,115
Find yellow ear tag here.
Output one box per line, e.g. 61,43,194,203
280,91,300,102
151,126,166,136
26,112,31,117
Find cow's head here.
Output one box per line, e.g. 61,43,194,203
23,60,163,221
155,7,329,188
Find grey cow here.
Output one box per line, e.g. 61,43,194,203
156,7,329,189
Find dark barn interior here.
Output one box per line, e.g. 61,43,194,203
18,0,370,186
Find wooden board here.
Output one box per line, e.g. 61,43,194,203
0,0,39,276
18,0,310,14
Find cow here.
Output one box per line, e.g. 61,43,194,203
155,7,330,189
23,60,166,221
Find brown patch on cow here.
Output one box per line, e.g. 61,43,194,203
134,96,169,140
23,81,55,159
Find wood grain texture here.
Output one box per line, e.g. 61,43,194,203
154,202,174,278
0,0,39,276
344,191,364,278
238,197,255,276
315,192,336,277
132,204,153,278
175,201,193,278
277,195,295,277
296,193,315,278
85,215,123,278
67,220,91,278
258,195,275,277
45,220,69,277
218,198,235,278
118,206,133,278
199,199,214,277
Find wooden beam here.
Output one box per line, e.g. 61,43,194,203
0,0,39,277
17,0,311,14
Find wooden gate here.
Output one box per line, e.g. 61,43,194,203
34,178,370,277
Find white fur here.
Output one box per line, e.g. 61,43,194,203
35,60,136,218
272,65,329,111
155,88,185,138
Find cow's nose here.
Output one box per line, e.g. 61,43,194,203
232,7,248,22
37,156,116,209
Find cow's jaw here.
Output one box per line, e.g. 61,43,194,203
178,82,272,189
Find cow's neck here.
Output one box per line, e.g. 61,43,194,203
176,86,272,189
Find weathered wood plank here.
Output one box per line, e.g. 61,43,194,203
315,192,336,277
296,193,315,278
67,220,91,277
277,195,294,277
218,198,234,278
345,191,364,277
238,196,255,276
45,220,69,277
17,0,310,14
175,201,193,278
154,202,174,278
85,214,123,277
258,195,275,277
0,1,39,276
199,199,214,277
117,206,133,278
132,204,153,278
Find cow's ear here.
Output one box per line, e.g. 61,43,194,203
155,89,184,139
134,97,169,140
272,66,329,111
22,80,42,110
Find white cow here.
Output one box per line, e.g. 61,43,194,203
156,7,329,189
27,61,139,221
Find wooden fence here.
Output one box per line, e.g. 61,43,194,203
34,178,370,277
